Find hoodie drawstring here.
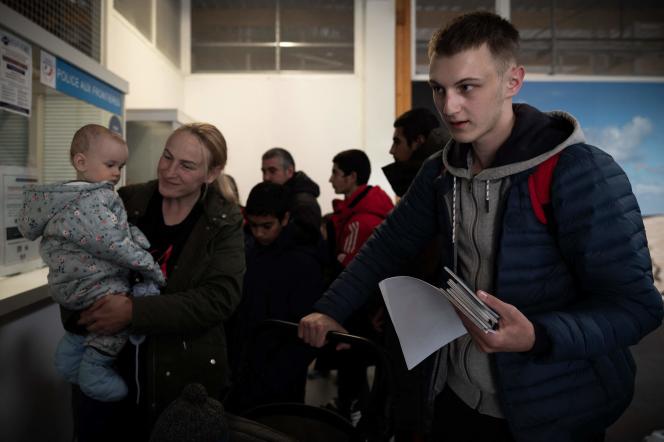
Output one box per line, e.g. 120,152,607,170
452,177,458,273
485,180,490,213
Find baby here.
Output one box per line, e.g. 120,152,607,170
17,124,165,402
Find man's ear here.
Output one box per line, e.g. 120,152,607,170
349,171,358,185
505,65,525,98
72,153,87,172
281,211,290,226
412,134,427,150
285,166,295,180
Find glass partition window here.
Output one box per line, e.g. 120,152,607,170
114,0,153,40
0,0,101,61
0,112,29,167
512,0,664,76
191,0,354,72
114,0,182,68
415,0,664,77
414,0,495,76
156,0,182,67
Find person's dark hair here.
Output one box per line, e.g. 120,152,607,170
428,11,520,73
245,181,289,221
262,147,295,170
394,108,440,145
333,149,371,185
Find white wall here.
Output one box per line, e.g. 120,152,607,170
106,8,184,110
184,0,396,210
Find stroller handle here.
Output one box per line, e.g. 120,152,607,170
252,318,394,441
253,319,381,351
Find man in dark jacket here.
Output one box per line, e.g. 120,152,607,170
261,147,322,238
381,109,450,440
382,108,450,198
299,11,663,442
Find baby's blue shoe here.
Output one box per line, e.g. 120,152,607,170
78,347,128,402
54,332,86,384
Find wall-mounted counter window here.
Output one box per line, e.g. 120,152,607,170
191,0,354,73
0,13,127,277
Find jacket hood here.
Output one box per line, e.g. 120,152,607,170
286,171,320,198
17,181,113,240
443,103,585,180
383,127,451,196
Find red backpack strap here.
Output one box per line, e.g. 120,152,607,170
528,152,561,225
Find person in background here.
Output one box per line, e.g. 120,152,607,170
323,149,394,424
226,181,323,413
327,149,394,274
382,107,450,198
65,122,245,442
261,147,322,240
300,11,663,442
17,124,165,403
381,109,450,440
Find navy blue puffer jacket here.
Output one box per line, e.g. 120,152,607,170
315,141,663,441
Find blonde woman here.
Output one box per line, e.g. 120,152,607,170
67,123,245,441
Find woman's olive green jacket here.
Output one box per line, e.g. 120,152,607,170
119,180,245,419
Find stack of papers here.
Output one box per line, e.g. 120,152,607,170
379,271,501,370
379,276,467,370
441,266,500,333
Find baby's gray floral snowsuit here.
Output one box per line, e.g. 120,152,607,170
17,181,165,355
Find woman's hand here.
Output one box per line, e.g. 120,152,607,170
461,290,535,353
78,294,133,335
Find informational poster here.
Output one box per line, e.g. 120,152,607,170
0,166,41,277
0,30,32,117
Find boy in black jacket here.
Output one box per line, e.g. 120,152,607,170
226,182,323,413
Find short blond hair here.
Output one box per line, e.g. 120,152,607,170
168,123,237,203
169,123,227,171
70,124,126,162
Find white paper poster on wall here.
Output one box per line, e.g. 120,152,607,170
0,166,42,277
0,30,32,117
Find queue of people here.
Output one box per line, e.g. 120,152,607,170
16,10,663,442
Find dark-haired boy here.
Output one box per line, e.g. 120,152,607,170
226,182,323,413
301,11,663,442
322,149,394,423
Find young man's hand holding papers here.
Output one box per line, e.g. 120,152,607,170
380,267,537,370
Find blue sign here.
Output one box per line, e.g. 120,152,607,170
55,59,123,116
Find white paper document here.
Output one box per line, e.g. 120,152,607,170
379,276,467,370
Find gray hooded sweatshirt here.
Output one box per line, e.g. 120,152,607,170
439,104,586,418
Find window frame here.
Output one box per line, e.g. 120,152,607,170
411,0,664,81
189,0,358,75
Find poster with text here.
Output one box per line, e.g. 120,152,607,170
0,30,32,117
